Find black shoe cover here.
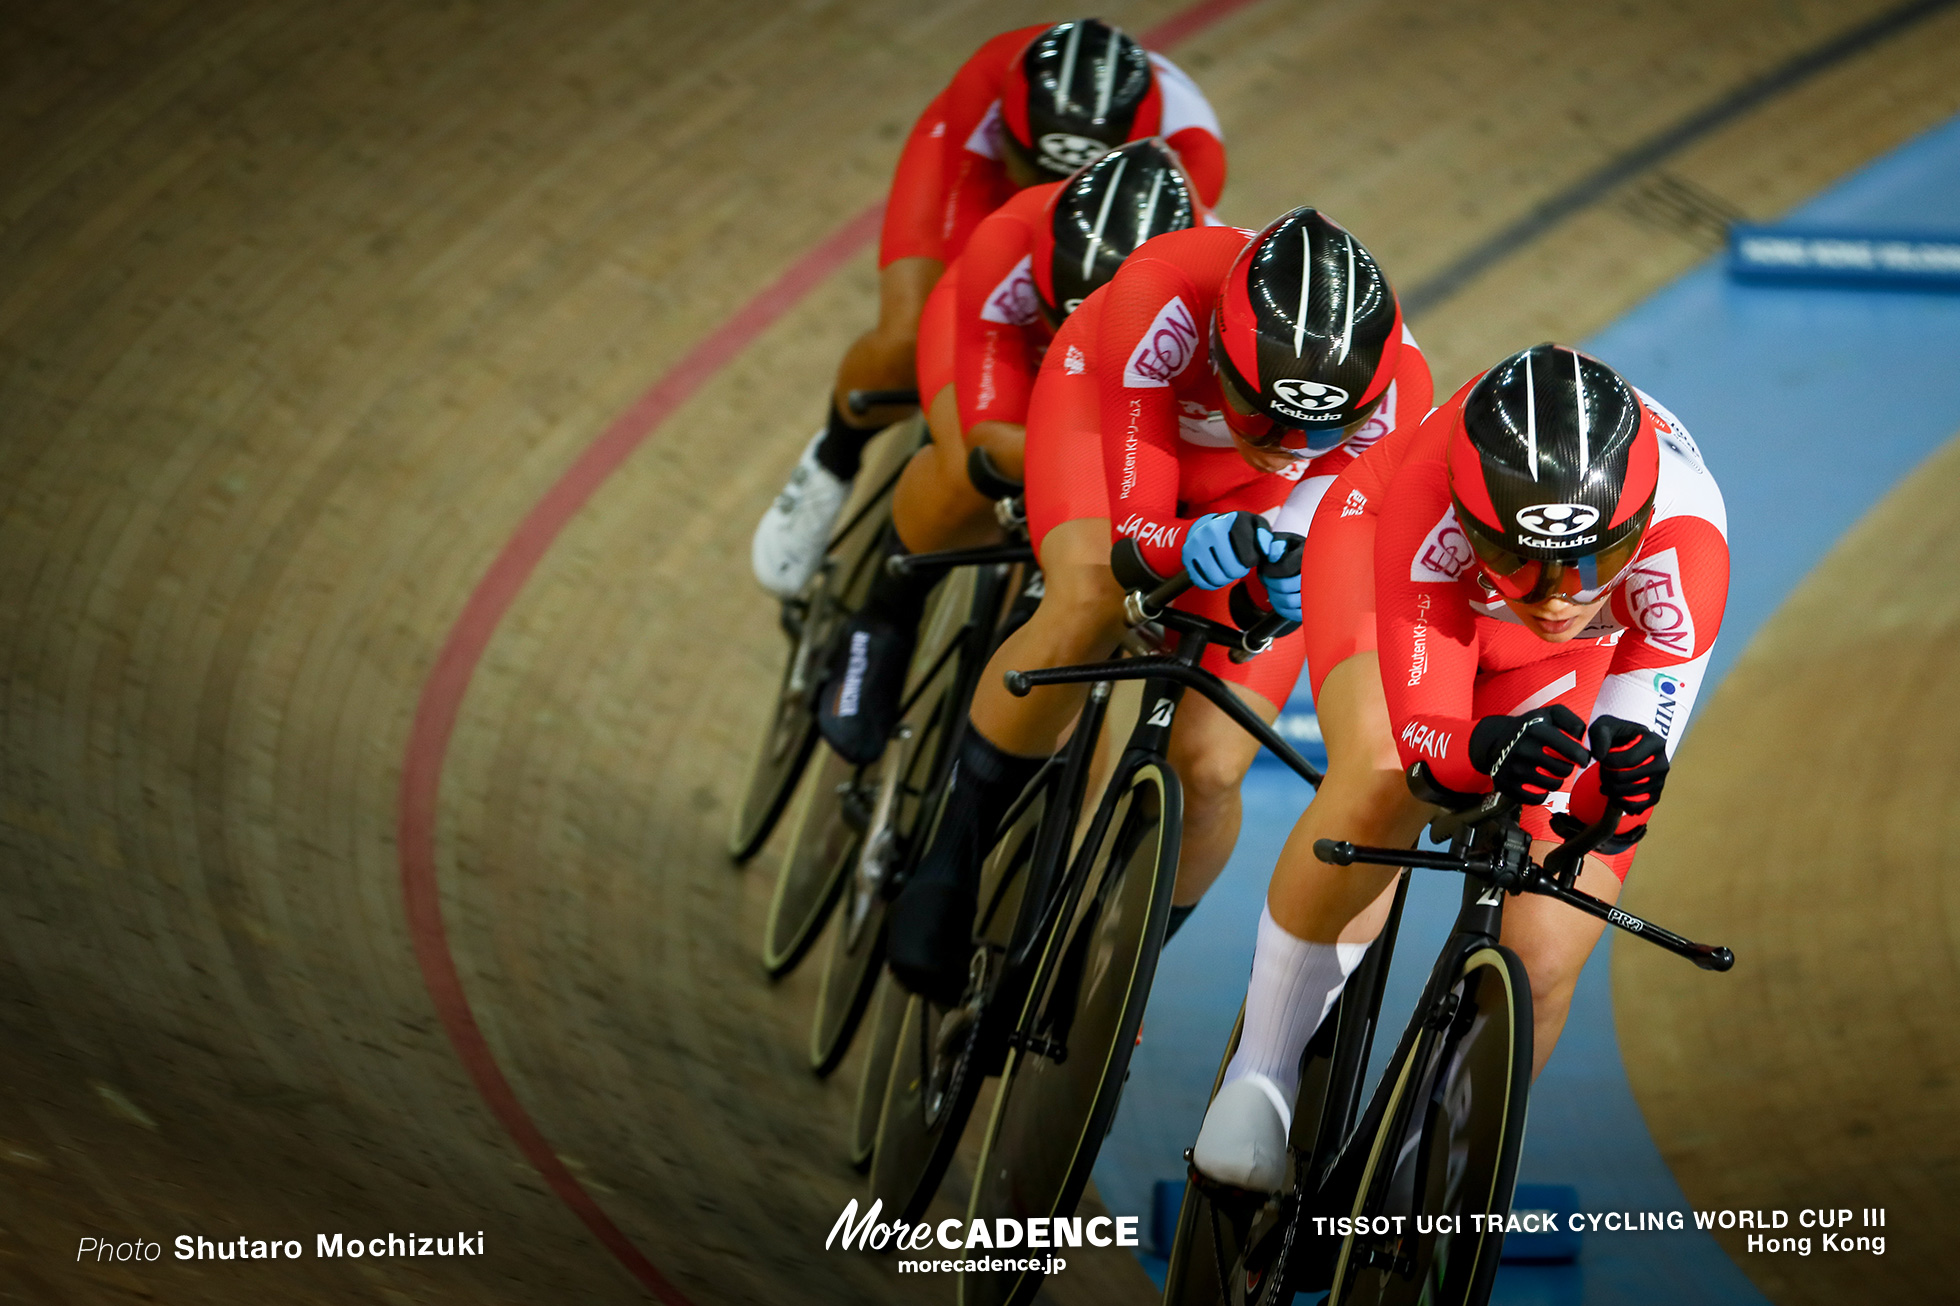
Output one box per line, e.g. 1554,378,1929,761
889,827,980,1000
817,614,914,766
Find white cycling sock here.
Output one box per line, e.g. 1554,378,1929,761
1222,905,1370,1107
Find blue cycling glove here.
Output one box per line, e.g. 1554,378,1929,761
1182,512,1273,590
1261,533,1303,622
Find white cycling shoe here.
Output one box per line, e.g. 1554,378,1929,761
751,432,851,598
1191,1073,1293,1193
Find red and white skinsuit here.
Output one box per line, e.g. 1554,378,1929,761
1021,226,1433,706
878,25,1225,271
914,180,1222,432
1300,377,1730,875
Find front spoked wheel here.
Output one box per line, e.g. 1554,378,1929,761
1329,945,1532,1306
762,746,863,976
849,972,907,1171
726,594,830,862
960,761,1181,1306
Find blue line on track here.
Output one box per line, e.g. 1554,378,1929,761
1103,109,1960,1303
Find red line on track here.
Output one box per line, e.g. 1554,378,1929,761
395,2,1260,1299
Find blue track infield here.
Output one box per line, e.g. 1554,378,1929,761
1098,110,1960,1304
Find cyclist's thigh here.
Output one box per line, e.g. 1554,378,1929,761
874,256,944,341
1295,471,1379,704
1031,516,1126,632
1177,582,1305,711
1165,679,1279,801
915,272,958,412
1502,848,1620,992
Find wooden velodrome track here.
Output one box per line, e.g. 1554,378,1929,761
2,1,1957,1301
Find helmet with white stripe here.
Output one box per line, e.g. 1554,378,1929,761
1036,139,1197,326
1001,21,1160,181
1210,207,1403,459
1448,343,1659,605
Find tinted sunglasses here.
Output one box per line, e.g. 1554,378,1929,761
1459,505,1652,605
1217,364,1380,460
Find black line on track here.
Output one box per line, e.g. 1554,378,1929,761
1403,0,1960,317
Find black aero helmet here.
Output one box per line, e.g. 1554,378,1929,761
1448,343,1660,603
1210,207,1405,458
1034,139,1197,323
1001,20,1159,179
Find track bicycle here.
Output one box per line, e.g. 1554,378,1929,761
728,388,926,863
1162,768,1735,1306
765,442,1037,1079
852,543,1319,1305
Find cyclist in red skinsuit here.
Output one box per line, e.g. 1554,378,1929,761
819,142,1205,765
1191,343,1727,1193
750,20,1226,600
881,24,1226,272
884,209,1432,1006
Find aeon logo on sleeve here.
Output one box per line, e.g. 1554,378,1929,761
1039,132,1110,170
965,101,1004,159
980,255,1040,327
1122,296,1201,388
1269,377,1349,424
1620,547,1694,657
1515,503,1599,538
1411,508,1474,582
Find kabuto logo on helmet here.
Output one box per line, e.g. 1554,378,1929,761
1039,133,1110,171
1515,503,1600,537
1269,377,1349,424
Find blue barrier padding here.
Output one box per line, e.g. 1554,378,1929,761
1504,1184,1584,1263
1151,1178,1185,1254
1729,224,1960,288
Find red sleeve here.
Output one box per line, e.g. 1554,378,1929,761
1165,125,1226,208
939,25,1044,146
1603,515,1730,672
1096,256,1211,575
934,26,1046,262
878,89,953,267
1374,405,1490,793
954,186,1054,432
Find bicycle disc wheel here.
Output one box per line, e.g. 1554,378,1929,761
1328,945,1532,1306
865,778,1045,1218
761,747,860,976
960,761,1180,1306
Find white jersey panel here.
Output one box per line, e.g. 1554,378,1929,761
1147,53,1222,139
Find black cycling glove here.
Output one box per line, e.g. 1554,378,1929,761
1587,715,1670,813
1469,705,1591,803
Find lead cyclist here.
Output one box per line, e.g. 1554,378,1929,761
1192,342,1730,1192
